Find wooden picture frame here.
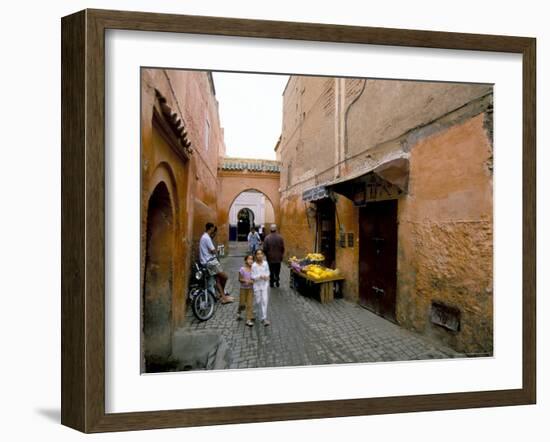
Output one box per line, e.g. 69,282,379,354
61,8,536,433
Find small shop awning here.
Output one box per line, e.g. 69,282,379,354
326,156,409,206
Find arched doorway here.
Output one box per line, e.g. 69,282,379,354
143,182,174,371
237,208,255,241
228,190,275,242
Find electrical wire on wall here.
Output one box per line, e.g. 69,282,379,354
344,79,367,159
332,193,344,238
304,201,317,252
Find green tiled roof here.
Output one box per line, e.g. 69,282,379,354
220,158,281,173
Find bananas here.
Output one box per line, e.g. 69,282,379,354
304,264,340,281
305,253,325,261
289,253,340,281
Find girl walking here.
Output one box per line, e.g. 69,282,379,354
237,254,255,327
251,249,271,326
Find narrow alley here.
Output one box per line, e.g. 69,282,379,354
179,242,461,370
141,69,494,372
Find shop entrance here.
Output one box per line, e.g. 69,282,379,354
316,198,336,268
359,199,398,322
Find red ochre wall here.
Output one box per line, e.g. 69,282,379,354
280,113,493,355
278,75,493,355
141,68,222,331
396,113,493,355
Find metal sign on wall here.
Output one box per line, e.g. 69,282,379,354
302,185,331,202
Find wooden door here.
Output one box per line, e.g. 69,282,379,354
359,200,398,322
317,199,336,268
143,182,174,371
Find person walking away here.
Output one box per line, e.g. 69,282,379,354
247,227,261,254
262,224,285,288
199,222,234,304
237,254,255,326
251,249,270,326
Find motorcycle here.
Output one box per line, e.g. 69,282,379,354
188,262,218,321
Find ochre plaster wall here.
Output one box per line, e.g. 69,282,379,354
396,113,493,354
279,75,494,354
141,68,222,331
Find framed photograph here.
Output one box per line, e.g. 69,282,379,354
61,9,536,433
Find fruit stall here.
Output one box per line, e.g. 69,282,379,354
288,254,344,304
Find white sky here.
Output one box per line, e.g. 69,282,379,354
212,72,289,160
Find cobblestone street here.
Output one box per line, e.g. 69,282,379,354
180,243,462,369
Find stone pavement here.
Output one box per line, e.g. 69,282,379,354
179,242,462,370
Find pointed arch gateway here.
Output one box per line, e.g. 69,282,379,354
217,159,281,247
217,179,280,247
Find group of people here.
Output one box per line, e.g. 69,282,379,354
246,225,285,288
237,249,270,326
198,222,286,327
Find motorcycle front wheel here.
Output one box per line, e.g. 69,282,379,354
191,289,215,321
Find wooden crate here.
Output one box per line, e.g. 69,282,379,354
319,281,334,304
290,269,343,304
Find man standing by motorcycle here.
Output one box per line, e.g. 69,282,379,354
199,222,234,304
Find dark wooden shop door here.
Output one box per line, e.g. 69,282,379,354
317,199,336,268
359,200,398,322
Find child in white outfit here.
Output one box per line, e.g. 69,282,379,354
251,249,271,326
